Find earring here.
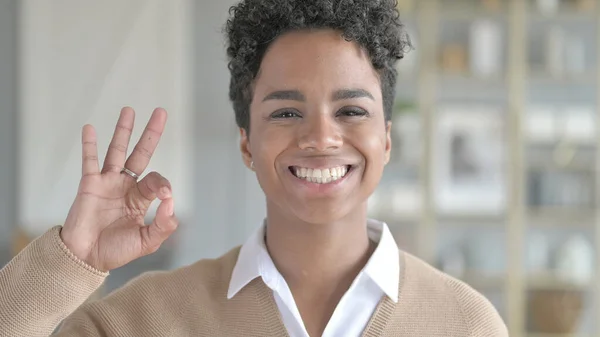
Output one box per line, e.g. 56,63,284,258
250,161,255,170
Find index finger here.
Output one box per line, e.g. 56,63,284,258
81,124,100,176
124,108,167,175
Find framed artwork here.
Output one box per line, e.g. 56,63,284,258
433,105,506,214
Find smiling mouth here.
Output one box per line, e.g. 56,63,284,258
289,165,352,184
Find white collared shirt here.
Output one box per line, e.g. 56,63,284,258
227,219,400,337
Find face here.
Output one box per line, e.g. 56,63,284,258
240,29,392,225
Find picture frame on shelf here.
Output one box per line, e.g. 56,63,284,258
433,105,506,215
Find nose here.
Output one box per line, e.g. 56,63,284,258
298,113,343,152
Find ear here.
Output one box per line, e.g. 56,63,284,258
239,128,253,170
384,121,392,165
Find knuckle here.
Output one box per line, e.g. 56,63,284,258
109,142,127,153
145,127,163,137
146,244,160,254
116,124,133,132
103,164,122,173
134,145,153,159
83,155,98,161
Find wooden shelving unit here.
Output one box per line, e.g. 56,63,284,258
369,0,600,335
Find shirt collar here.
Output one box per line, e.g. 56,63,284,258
227,218,400,303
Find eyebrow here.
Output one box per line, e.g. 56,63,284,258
262,90,305,102
332,88,374,101
262,88,375,102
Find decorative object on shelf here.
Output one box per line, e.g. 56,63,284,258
391,100,419,165
565,36,586,75
390,184,421,216
562,106,596,145
576,0,595,11
434,105,506,214
368,183,421,220
536,0,560,15
529,289,584,333
526,234,551,273
439,245,466,279
441,44,468,74
396,0,414,12
469,19,502,78
551,139,577,167
554,234,594,286
546,26,566,77
527,170,594,207
481,0,502,11
544,27,589,78
525,106,558,144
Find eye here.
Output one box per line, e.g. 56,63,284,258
336,107,369,118
271,109,301,119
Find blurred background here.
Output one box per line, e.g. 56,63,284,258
1,0,599,335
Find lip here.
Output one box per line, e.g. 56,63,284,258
284,164,356,195
284,157,357,170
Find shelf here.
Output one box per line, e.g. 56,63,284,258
527,271,593,291
529,9,596,23
438,72,506,85
436,212,505,224
387,2,600,336
526,333,591,337
440,7,506,21
526,207,595,228
461,270,506,289
527,72,597,86
371,211,421,224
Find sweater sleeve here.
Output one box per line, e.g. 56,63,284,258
0,226,108,337
446,277,509,337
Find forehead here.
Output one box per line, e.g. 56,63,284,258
255,29,381,96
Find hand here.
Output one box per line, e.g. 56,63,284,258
60,107,178,272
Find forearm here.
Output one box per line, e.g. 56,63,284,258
0,226,107,337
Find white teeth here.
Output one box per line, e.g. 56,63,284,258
292,165,350,184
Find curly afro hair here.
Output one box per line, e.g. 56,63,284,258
225,0,412,132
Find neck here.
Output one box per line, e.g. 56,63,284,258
264,203,373,292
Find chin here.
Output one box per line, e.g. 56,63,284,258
290,202,359,225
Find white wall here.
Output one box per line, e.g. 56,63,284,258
0,0,18,266
16,0,267,269
18,0,194,233
174,0,266,266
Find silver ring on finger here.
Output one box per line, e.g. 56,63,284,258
120,167,139,181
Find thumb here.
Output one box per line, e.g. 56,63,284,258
140,197,178,255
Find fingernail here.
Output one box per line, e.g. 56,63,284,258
167,201,174,216
160,187,171,198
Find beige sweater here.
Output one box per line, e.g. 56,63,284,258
0,226,508,337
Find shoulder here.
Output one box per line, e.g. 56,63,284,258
402,252,508,337
64,246,242,334
109,245,241,302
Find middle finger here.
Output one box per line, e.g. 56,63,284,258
124,108,168,175
102,107,135,173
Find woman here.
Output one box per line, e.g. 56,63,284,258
0,0,508,336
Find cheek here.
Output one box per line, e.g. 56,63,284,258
353,125,388,163
250,128,289,175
